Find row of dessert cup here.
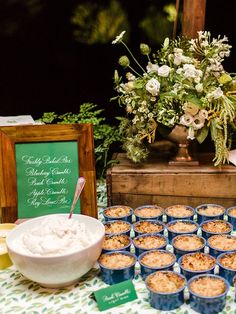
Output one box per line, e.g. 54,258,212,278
103,218,234,240
102,231,236,257
101,241,236,282
98,248,234,313
102,204,236,229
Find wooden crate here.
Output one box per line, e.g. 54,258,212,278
106,153,236,209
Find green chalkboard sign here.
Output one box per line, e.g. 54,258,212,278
16,141,80,218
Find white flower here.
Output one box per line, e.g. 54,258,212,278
174,53,183,65
199,109,208,120
158,65,171,77
146,78,160,96
146,62,159,73
180,113,194,126
126,72,135,81
187,127,195,140
112,31,126,44
176,68,183,75
132,116,139,124
195,83,203,93
182,64,202,80
210,87,224,99
123,82,134,92
148,113,153,119
192,115,205,130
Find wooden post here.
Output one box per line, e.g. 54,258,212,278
182,0,206,38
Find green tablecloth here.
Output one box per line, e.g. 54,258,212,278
0,265,236,314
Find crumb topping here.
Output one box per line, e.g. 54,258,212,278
99,252,135,268
198,205,224,216
208,234,236,250
133,235,166,249
147,272,185,293
168,221,197,233
181,252,215,271
141,251,175,267
189,276,226,297
166,205,193,218
201,220,231,233
219,252,236,270
103,234,130,250
105,221,130,234
134,221,163,234
104,206,131,218
174,235,204,251
134,207,163,218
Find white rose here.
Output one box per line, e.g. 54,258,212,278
158,65,171,77
183,63,202,79
146,78,160,96
180,113,194,126
174,54,183,65
146,62,159,73
192,115,205,130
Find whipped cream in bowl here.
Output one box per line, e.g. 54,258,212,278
6,214,105,288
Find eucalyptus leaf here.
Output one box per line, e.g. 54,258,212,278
196,125,209,144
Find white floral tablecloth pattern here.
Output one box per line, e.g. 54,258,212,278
1,265,236,314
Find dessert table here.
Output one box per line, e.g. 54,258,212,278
1,205,236,313
0,264,235,314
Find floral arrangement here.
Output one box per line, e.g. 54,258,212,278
112,31,236,166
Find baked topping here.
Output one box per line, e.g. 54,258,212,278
147,271,185,293
208,234,236,250
198,205,224,216
219,252,236,270
168,221,197,233
133,235,166,249
134,207,163,218
181,252,215,271
103,234,130,250
228,207,236,217
134,221,163,234
98,252,135,268
166,205,193,218
189,276,226,297
104,221,130,234
104,206,131,218
173,235,204,251
141,251,175,267
201,220,231,233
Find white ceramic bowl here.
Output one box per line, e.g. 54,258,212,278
6,214,105,288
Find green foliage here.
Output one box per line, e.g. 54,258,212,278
39,103,121,178
112,30,236,166
71,0,129,45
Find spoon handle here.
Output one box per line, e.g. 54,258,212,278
68,177,86,219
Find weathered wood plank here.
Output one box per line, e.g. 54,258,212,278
107,153,236,210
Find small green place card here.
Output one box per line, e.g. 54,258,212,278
92,280,138,311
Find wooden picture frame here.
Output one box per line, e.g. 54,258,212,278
0,124,97,222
